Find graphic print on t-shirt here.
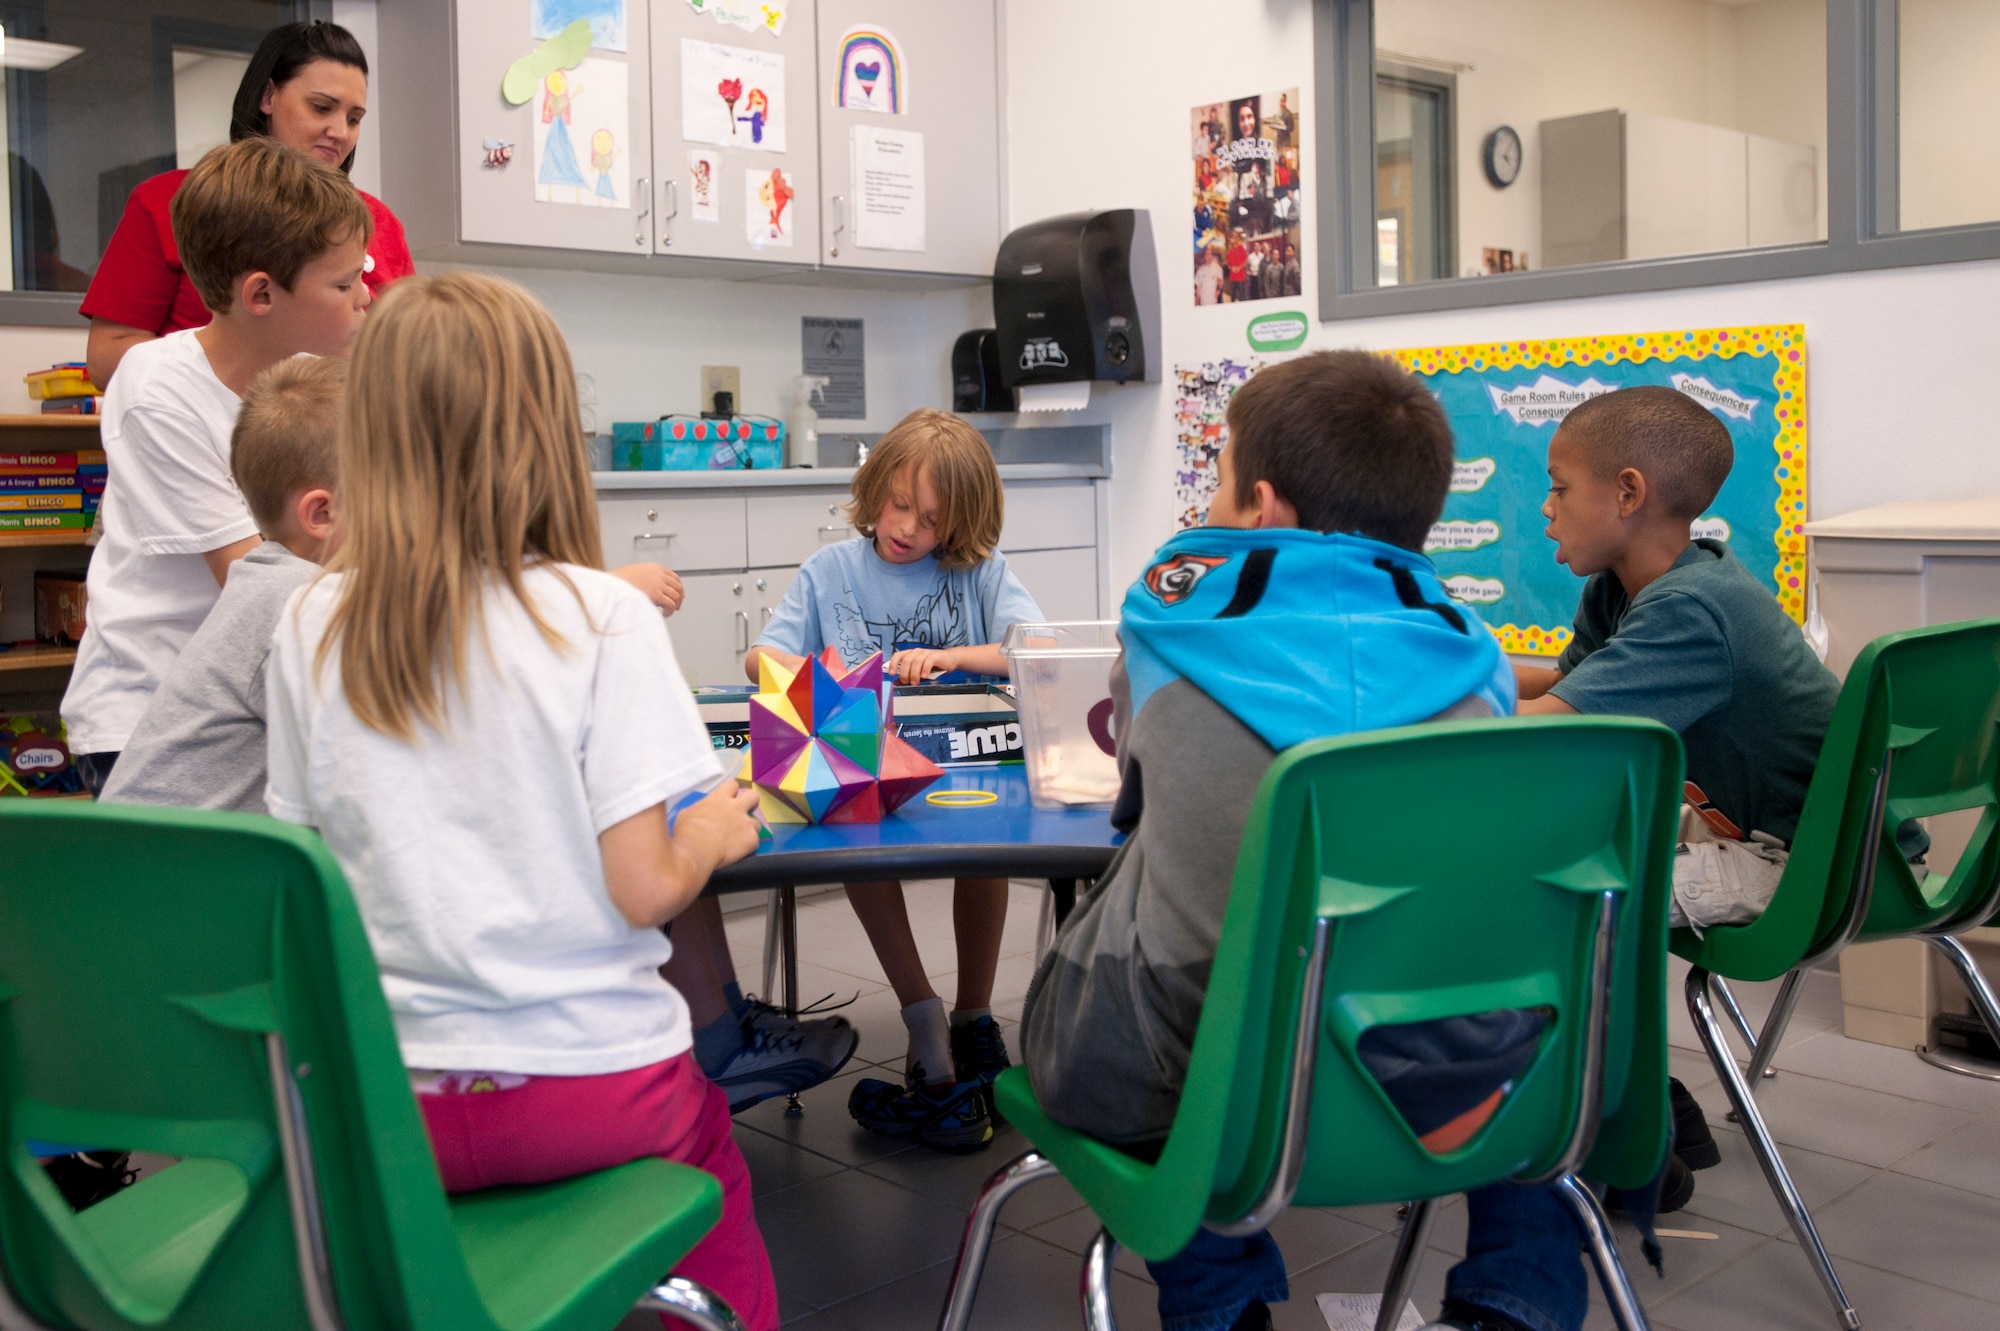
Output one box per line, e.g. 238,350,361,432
832,574,971,662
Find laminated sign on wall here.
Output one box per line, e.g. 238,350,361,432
851,125,924,251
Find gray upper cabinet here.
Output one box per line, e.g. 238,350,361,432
379,0,999,279
815,0,1000,277
649,0,820,262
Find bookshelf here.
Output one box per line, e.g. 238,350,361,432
0,644,77,672
0,413,97,675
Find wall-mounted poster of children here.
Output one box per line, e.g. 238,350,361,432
1190,88,1301,305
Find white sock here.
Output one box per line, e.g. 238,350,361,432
950,1006,991,1027
902,997,952,1085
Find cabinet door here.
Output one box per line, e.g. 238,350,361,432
1004,547,1099,623
454,0,655,255
672,571,761,689
814,0,1000,275
748,565,800,645
649,0,821,260
746,491,856,566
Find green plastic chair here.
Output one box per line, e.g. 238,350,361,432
1674,616,2000,1331
0,801,744,1331
937,715,1684,1331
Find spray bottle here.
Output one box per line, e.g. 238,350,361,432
781,374,830,468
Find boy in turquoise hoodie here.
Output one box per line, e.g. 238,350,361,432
1023,352,1604,1331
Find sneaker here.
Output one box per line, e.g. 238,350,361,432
951,1015,1013,1124
1670,1076,1721,1170
848,1064,995,1152
711,1013,859,1114
1608,1152,1695,1215
742,993,856,1044
42,1151,138,1212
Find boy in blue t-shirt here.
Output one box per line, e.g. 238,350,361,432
749,410,1044,1150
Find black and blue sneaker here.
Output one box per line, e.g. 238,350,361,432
848,1062,995,1152
951,1015,1013,1123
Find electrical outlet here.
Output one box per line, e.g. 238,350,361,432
700,365,741,415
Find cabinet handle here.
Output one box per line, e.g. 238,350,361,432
634,175,651,247
830,195,845,258
660,179,678,247
760,606,774,625
633,532,676,550
734,609,751,652
817,524,853,541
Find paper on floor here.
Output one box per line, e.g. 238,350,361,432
1316,1292,1425,1331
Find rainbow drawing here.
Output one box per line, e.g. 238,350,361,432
834,27,904,114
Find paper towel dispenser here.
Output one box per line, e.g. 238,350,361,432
993,209,1159,390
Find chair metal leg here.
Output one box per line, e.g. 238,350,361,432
1375,1198,1437,1331
777,886,802,1114
1916,935,2000,1081
637,1277,749,1331
936,1151,1061,1331
1708,975,1776,1079
1082,1228,1120,1331
1036,881,1056,959
1744,968,1809,1085
1552,1175,1650,1331
1688,967,1861,1329
760,889,782,1001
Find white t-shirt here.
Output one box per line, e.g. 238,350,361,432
63,329,256,754
265,564,726,1075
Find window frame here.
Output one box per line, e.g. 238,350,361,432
1373,58,1457,285
1314,0,2000,320
0,0,326,329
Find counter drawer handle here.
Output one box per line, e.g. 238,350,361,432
633,532,677,549
817,524,852,537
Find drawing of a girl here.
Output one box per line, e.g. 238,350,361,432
590,129,618,201
539,69,587,189
739,88,770,145
757,168,793,239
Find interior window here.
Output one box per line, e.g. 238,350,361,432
1896,0,2000,233
0,1,291,294
1370,0,1828,287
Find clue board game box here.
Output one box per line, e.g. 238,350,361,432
695,682,1023,767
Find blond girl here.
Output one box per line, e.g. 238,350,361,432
745,411,1043,1151
266,272,774,1329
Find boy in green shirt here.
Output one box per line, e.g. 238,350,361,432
1514,385,1841,932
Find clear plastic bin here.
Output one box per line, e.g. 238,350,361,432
1002,620,1122,809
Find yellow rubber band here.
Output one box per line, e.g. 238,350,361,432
925,789,999,807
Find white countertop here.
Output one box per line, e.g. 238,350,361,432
1804,494,2000,541
592,462,1107,490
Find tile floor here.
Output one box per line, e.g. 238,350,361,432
633,883,2000,1331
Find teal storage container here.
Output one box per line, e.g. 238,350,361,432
610,416,785,470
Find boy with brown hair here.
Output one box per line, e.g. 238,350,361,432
64,137,373,793
102,357,345,812
1023,351,1608,1331
1515,385,1844,931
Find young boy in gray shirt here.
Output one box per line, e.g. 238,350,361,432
101,357,341,813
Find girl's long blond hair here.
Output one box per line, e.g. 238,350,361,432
319,271,603,740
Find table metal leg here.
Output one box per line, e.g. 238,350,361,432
761,889,781,1001
779,885,802,1116
1050,878,1078,927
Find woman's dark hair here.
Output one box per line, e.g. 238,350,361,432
229,22,370,175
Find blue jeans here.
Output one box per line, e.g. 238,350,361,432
1147,1181,1587,1331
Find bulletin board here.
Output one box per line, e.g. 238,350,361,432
1170,327,1809,659
1391,326,1808,657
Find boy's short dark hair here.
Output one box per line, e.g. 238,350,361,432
1558,386,1733,520
173,138,372,314
1226,350,1453,551
232,357,344,533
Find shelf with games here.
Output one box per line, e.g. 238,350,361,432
0,529,92,549
0,415,99,429
0,644,77,673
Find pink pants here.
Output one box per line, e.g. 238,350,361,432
418,1052,778,1331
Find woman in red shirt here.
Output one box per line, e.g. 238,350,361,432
82,21,414,388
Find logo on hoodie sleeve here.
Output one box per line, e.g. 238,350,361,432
1142,553,1230,606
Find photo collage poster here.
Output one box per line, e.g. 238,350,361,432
1191,89,1302,306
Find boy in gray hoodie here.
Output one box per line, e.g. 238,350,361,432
1023,352,1610,1331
